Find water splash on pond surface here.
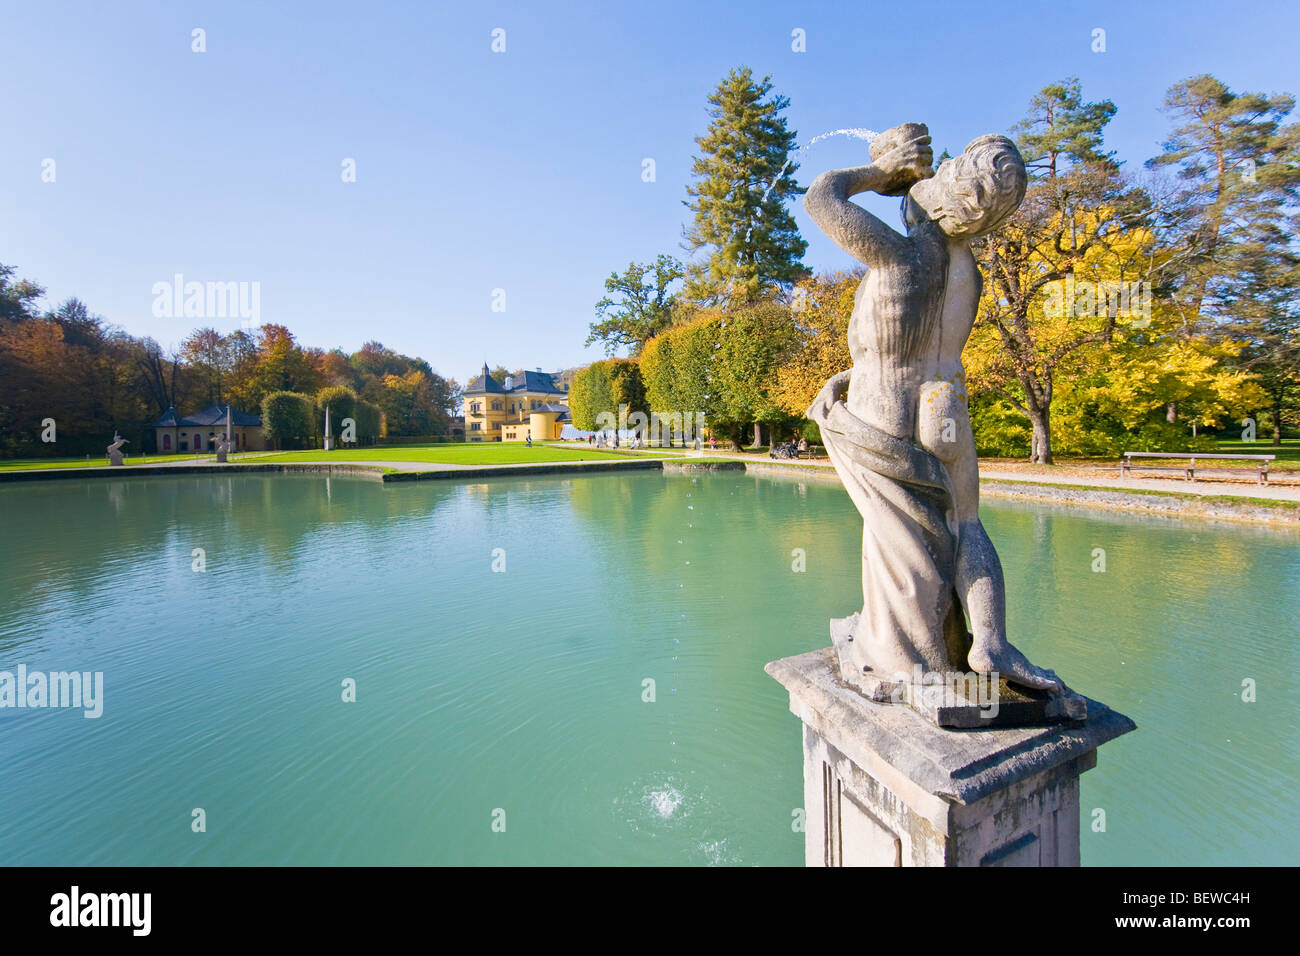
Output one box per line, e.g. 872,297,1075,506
647,787,684,820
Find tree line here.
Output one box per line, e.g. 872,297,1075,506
0,267,461,457
575,69,1298,459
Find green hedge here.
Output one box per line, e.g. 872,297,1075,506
261,391,315,449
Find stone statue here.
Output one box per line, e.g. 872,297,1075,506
106,432,128,466
804,122,1062,697
215,435,232,463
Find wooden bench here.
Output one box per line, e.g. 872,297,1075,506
787,444,822,460
1120,451,1276,486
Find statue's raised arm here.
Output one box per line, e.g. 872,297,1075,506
802,123,934,268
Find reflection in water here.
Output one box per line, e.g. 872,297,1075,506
0,473,1295,865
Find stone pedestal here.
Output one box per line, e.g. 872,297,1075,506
766,648,1135,867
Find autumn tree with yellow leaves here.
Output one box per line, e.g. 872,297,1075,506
769,271,860,421
967,77,1281,460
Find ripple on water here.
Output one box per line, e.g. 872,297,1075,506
696,838,740,866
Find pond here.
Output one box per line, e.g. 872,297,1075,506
0,471,1296,865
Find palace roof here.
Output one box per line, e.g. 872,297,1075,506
464,364,566,396
464,363,506,395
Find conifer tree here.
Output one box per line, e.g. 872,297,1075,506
683,67,809,306
1147,75,1300,443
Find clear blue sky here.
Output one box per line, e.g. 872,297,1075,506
4,0,1298,385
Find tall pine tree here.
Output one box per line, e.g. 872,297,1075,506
682,67,808,306
1013,78,1118,177
1147,75,1300,444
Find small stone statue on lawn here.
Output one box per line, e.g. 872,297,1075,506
107,433,128,466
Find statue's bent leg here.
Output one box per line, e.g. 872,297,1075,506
956,519,1058,690
922,385,1061,692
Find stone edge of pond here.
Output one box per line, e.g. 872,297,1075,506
741,460,842,481
0,463,391,482
979,478,1300,527
699,460,1300,526
0,457,686,484
384,458,667,481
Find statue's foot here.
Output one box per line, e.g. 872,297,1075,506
968,641,1062,693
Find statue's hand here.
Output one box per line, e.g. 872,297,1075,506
870,123,934,196
807,370,851,421
817,369,852,407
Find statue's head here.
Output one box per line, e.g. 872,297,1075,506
903,134,1026,239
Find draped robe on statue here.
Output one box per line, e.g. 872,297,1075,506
807,384,972,681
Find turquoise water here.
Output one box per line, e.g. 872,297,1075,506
0,472,1296,865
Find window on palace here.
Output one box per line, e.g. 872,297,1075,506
492,401,502,410
471,422,480,431
471,402,481,414
162,434,172,450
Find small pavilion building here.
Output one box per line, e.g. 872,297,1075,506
154,405,265,454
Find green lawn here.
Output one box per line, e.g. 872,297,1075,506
0,453,209,471
232,442,643,466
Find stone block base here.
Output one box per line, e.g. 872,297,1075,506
766,647,1136,867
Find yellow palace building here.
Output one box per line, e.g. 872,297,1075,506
463,365,572,442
